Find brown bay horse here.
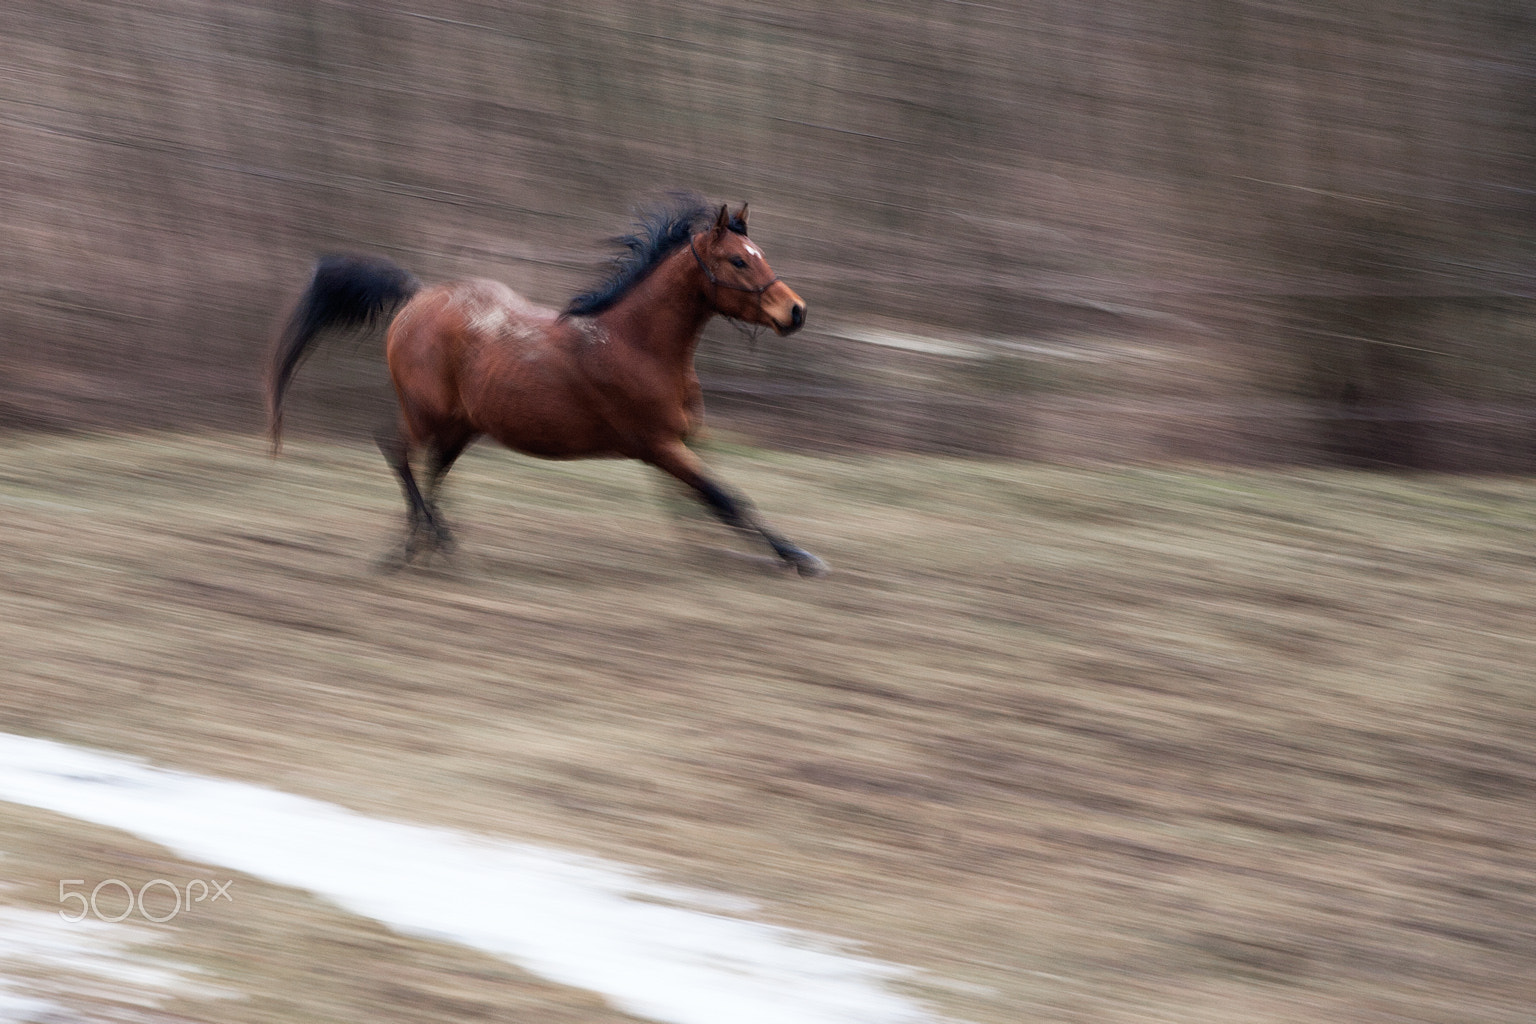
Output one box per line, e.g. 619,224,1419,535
268,196,826,576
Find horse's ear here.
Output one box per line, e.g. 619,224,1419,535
714,204,731,234
733,203,750,231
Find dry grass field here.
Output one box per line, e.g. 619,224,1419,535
1,430,1534,1023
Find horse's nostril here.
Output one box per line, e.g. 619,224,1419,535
790,304,806,330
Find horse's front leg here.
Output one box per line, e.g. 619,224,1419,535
646,441,828,577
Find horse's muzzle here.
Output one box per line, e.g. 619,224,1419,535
764,283,807,336
771,301,807,336
789,303,806,332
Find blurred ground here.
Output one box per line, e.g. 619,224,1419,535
2,432,1533,1023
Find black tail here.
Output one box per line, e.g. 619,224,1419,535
267,254,422,451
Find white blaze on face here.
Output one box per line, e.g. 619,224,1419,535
743,241,764,261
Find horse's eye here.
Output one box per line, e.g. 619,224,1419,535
729,256,748,269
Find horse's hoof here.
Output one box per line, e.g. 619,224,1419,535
789,550,830,578
375,548,411,573
425,506,456,552
377,531,428,571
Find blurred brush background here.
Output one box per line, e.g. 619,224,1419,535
1,0,1533,466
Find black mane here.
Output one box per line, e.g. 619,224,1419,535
564,193,746,317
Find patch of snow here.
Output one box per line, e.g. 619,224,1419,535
0,904,224,1023
0,734,945,1024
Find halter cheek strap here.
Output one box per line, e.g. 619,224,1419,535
690,235,779,296
689,234,777,349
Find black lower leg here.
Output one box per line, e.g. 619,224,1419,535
692,477,825,574
694,477,752,531
425,438,471,502
374,428,436,541
420,438,470,549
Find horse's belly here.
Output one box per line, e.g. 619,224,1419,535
486,412,614,458
466,357,619,459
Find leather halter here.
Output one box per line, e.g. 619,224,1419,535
689,233,778,347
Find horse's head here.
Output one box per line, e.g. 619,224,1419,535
692,204,807,336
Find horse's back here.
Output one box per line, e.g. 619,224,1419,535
393,279,553,348
385,279,545,435
387,277,607,453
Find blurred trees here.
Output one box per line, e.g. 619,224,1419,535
0,0,1531,465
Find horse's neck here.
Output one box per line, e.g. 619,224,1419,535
598,249,711,369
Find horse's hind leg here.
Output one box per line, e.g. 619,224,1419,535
421,431,475,552
374,425,439,564
646,441,828,577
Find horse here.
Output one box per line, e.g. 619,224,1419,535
267,195,826,576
